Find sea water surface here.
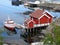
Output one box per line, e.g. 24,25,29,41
0,0,30,37
0,0,60,37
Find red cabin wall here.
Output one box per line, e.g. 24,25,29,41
39,16,49,24
45,12,52,23
33,18,38,24
28,21,34,28
45,12,52,18
30,17,38,24
49,18,52,23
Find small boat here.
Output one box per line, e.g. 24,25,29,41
4,17,16,32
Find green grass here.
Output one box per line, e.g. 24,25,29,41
0,42,3,45
44,33,54,45
43,23,60,45
53,26,60,45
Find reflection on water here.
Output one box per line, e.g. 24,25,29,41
2,28,23,37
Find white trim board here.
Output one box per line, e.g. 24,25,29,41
39,14,50,19
34,23,50,27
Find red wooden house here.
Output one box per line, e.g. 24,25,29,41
24,18,35,28
24,9,53,28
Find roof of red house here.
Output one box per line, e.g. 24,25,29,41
25,18,34,24
30,9,44,18
30,9,53,18
44,12,52,17
45,10,54,17
25,18,31,23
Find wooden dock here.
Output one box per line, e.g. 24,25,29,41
15,23,26,29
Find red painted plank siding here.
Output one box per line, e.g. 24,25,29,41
33,18,38,24
40,15,49,24
49,18,52,23
45,12,52,23
28,21,34,28
45,12,52,18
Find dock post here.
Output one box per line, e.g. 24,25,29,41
30,28,31,37
33,28,34,36
31,28,33,36
26,28,28,38
36,28,37,35
35,28,37,35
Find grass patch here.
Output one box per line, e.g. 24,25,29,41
43,23,60,45
44,33,54,45
53,26,60,45
0,42,3,45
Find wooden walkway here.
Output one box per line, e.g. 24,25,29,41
15,23,26,29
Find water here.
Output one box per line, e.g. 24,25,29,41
50,11,60,18
0,0,30,38
0,0,30,27
0,0,60,42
